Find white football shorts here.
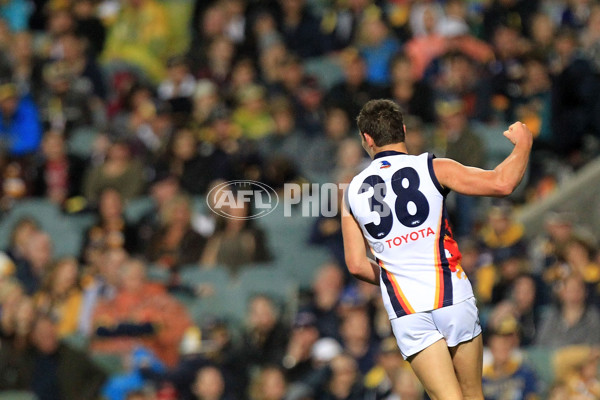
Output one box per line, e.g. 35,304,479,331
390,296,482,360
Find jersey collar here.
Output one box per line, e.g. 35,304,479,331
373,150,407,160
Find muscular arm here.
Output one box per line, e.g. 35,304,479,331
433,122,533,197
341,200,380,285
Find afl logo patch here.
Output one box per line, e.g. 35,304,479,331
373,242,385,253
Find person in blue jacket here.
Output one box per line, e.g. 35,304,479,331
0,82,42,156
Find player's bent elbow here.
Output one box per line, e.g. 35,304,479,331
487,178,515,197
345,257,363,277
489,184,514,197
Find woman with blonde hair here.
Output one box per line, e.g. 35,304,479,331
34,257,82,337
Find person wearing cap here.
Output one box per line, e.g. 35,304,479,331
434,96,485,238
281,311,320,385
0,82,42,156
343,99,532,400
481,316,540,400
478,201,528,267
364,336,409,399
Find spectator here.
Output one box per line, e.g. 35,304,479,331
34,257,82,337
434,97,485,237
405,5,447,80
146,194,206,269
201,198,271,273
552,345,600,399
37,60,96,133
355,10,401,86
32,131,86,206
304,263,344,340
249,365,288,400
232,83,275,140
281,311,320,385
478,203,528,266
5,217,38,266
339,308,378,375
81,188,138,265
550,28,598,162
0,294,35,389
490,253,530,306
482,316,540,400
325,49,384,122
196,36,236,89
72,0,106,58
383,367,424,400
279,0,330,58
78,247,128,336
364,336,408,399
157,127,229,195
239,295,289,371
158,55,196,116
15,230,53,295
387,53,435,123
317,353,370,400
0,81,42,156
57,32,108,101
192,79,220,127
0,279,25,339
102,0,171,83
9,31,44,98
257,96,305,170
536,275,600,348
29,314,107,400
489,274,543,346
136,171,182,250
83,140,145,204
192,365,235,400
304,107,351,180
91,258,192,366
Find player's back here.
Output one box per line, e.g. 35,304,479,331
345,151,473,318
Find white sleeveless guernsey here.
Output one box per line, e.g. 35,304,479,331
346,151,474,320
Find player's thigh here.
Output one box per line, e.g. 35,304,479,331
408,338,463,400
432,297,484,400
449,334,484,400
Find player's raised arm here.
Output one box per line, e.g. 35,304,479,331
433,121,533,197
341,199,380,286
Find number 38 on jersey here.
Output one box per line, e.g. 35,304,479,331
357,166,430,239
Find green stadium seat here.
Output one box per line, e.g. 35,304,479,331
304,57,344,90
63,332,89,351
0,392,38,400
523,346,554,386
146,265,172,284
91,352,124,375
236,266,298,304
68,126,99,159
0,199,83,257
124,196,155,224
179,266,230,288
188,282,246,327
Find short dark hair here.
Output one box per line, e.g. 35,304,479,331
356,99,405,146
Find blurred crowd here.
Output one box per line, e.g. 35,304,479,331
0,0,599,399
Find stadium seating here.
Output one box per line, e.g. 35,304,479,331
0,392,38,400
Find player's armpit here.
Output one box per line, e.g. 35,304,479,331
341,201,380,286
433,158,515,197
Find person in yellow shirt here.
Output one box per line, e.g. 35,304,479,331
102,0,170,83
34,257,83,337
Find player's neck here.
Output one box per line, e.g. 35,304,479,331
370,142,408,159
